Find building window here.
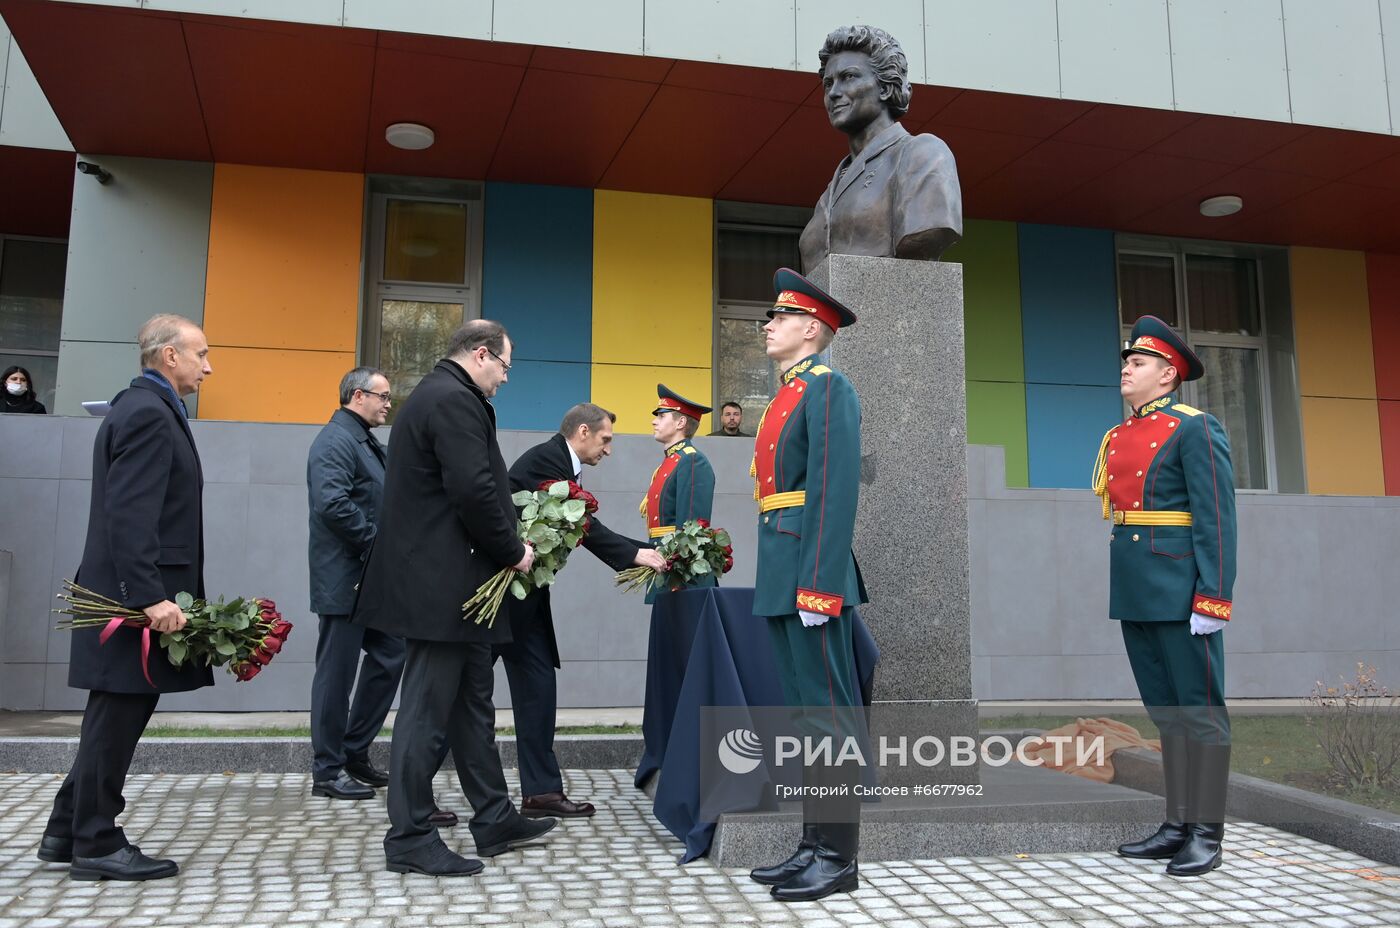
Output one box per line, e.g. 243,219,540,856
0,235,67,412
1116,238,1298,492
713,203,810,428
361,179,482,419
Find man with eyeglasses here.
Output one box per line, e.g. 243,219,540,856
307,367,405,803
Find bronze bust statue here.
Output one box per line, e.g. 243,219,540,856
800,25,963,272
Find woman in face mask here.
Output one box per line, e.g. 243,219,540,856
3,365,47,414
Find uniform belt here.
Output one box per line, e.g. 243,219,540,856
758,490,805,513
1112,510,1192,526
648,525,676,538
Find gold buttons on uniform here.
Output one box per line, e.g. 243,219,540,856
1110,449,1116,455
1109,475,1115,481
1133,501,1140,508
1168,421,1176,428
782,411,788,417
766,476,773,483
769,443,775,450
763,516,770,524
1132,534,1140,542
1136,470,1143,477
1149,442,1157,448
1112,433,1118,439
1150,415,1158,420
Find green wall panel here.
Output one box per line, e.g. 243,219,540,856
967,379,1029,488
945,219,1023,384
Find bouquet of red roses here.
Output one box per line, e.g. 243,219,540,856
615,518,733,594
55,579,292,686
462,478,597,628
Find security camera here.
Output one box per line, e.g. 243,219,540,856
76,161,111,184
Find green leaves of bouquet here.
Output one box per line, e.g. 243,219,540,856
465,479,599,627
616,518,734,594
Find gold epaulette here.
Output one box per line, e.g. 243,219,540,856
1091,426,1115,520
683,446,696,454
810,364,832,376
1172,403,1203,417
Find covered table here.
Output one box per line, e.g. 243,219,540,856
634,586,879,862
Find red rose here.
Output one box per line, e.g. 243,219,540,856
261,635,283,654
572,485,600,513
249,646,273,665
272,620,293,640
723,556,734,573
234,661,261,681
697,518,710,528
723,545,733,554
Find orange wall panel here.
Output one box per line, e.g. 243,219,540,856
1299,396,1385,496
1290,247,1377,400
196,347,356,424
203,163,364,352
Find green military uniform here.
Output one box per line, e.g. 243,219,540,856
640,391,716,604
1093,313,1237,878
748,267,865,903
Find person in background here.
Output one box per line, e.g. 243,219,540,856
3,365,46,414
306,367,404,802
708,401,746,436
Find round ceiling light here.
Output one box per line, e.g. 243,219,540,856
385,122,435,151
1199,194,1243,218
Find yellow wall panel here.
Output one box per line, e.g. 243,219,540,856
591,363,712,435
205,164,364,353
1299,396,1385,495
1290,247,1377,400
198,347,356,424
592,190,712,369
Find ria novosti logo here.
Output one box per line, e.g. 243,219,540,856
717,728,764,774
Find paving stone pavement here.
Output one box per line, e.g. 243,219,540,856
1,768,1398,927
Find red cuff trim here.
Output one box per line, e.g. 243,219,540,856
1192,594,1231,621
796,589,843,617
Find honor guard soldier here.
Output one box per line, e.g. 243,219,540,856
1093,314,1237,878
747,268,867,902
641,385,716,603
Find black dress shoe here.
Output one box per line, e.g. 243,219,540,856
522,791,595,818
70,846,178,882
474,815,558,858
312,770,375,800
386,842,483,877
37,833,73,864
1166,823,1224,877
771,853,858,902
344,757,390,788
750,825,819,885
1118,821,1189,859
429,807,459,828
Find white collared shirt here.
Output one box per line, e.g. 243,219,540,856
566,441,582,482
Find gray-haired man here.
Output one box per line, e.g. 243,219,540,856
307,367,404,800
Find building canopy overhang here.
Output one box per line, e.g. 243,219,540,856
7,0,1400,252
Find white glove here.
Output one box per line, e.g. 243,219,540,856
799,609,830,628
1189,613,1228,636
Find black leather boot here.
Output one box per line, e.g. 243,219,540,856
1168,742,1230,877
771,820,859,902
749,824,819,885
1119,734,1188,859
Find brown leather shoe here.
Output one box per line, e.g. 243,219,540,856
521,791,595,818
428,807,459,828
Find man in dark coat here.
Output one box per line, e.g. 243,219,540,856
38,314,214,881
306,366,402,802
498,404,664,818
353,319,556,877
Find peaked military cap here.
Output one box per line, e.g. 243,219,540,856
1122,314,1205,382
769,267,858,331
653,384,711,420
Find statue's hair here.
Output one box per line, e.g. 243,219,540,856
817,25,911,118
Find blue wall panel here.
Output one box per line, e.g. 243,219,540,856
1025,383,1124,489
483,182,593,367
1018,224,1120,387
493,359,592,431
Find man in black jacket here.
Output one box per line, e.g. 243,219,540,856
500,404,665,818
306,367,402,802
353,319,556,877
38,314,214,881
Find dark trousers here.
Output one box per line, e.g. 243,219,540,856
310,614,406,781
493,613,562,796
1121,620,1231,743
385,639,514,857
46,690,160,858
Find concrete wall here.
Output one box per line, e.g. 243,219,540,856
37,0,1400,136
3,414,1396,708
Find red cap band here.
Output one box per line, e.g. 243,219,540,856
1126,335,1183,373
774,289,841,332
655,396,705,420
